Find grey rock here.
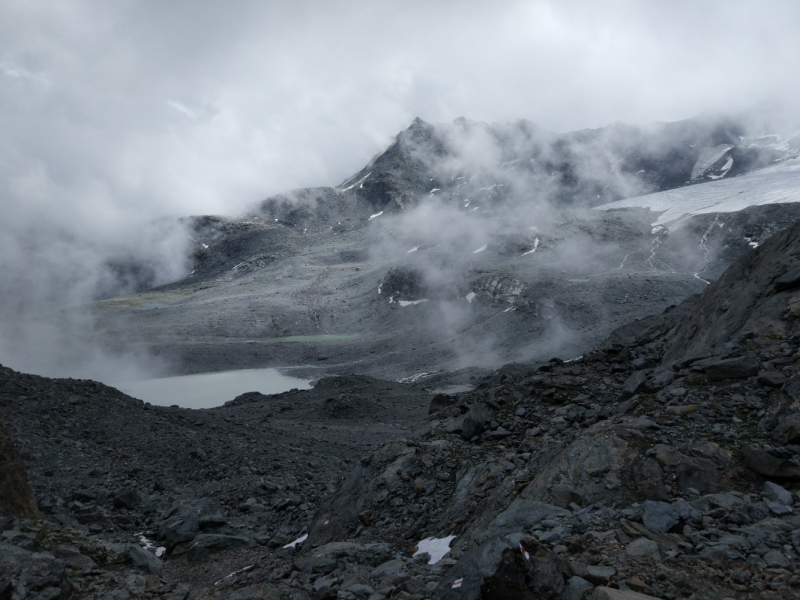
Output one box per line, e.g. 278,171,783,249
649,368,675,392
551,483,585,509
52,545,97,570
293,556,337,574
625,538,661,561
674,498,701,523
190,534,253,553
313,574,338,596
790,528,800,553
371,558,408,581
564,576,594,600
128,544,164,575
758,370,787,387
0,543,72,599
763,549,789,568
764,481,794,505
774,267,800,291
698,545,745,566
429,394,457,414
400,578,428,595
484,428,512,440
742,445,800,479
537,526,567,543
520,422,643,508
765,500,792,516
343,582,374,597
622,370,649,398
773,413,800,445
113,487,141,510
157,497,226,544
641,500,679,533
431,536,510,600
698,356,761,381
479,539,564,600
591,587,659,600
462,403,492,440
586,565,616,584
476,499,570,543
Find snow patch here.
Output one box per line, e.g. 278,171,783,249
283,534,308,549
465,292,476,303
368,211,384,221
215,565,254,587
398,299,428,307
138,536,166,558
521,237,540,256
398,371,439,383
472,244,487,254
691,145,733,179
407,246,419,254
708,156,733,180
413,535,456,565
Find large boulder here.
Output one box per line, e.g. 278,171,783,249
601,296,699,354
475,500,571,544
0,420,40,519
694,356,760,381
519,421,657,508
157,498,226,545
741,445,800,479
462,403,493,440
432,536,564,600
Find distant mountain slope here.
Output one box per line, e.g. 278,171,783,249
336,114,798,213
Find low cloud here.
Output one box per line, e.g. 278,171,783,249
0,0,798,378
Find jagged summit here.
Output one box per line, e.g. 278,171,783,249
327,113,799,214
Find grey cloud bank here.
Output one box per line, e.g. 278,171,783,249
0,0,799,378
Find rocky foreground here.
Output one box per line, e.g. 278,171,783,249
4,220,800,599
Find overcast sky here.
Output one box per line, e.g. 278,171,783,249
2,0,799,220
1,0,799,378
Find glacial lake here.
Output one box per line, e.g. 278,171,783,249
115,368,312,409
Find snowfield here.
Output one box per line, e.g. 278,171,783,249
596,158,800,228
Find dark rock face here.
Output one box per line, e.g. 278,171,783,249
462,403,492,440
0,420,39,519
661,219,800,366
380,266,428,301
697,356,761,381
0,544,72,600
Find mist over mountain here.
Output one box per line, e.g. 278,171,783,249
71,112,799,386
